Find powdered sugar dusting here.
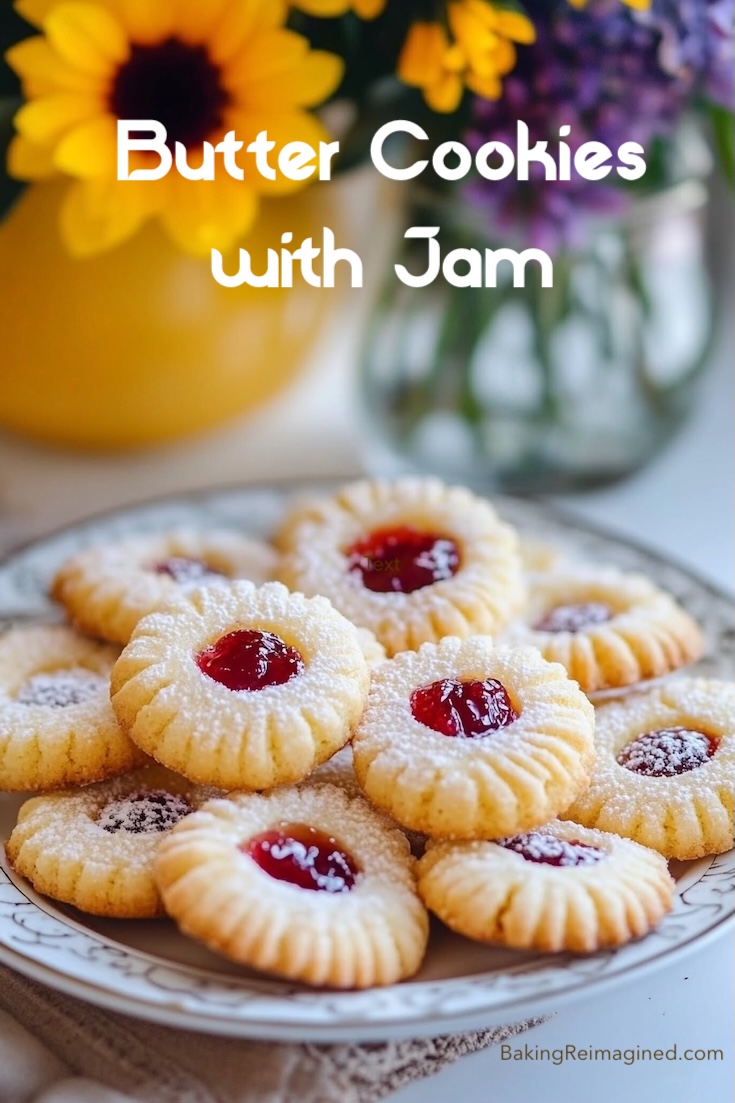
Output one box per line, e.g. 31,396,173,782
534,602,612,633
498,832,604,868
617,727,717,778
152,556,226,587
98,790,192,834
17,668,106,708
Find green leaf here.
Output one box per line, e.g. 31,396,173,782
710,104,735,187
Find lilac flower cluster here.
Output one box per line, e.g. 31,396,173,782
642,0,735,110
464,0,734,252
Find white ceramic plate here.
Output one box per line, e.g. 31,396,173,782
0,485,733,1041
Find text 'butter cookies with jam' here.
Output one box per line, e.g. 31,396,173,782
277,477,524,656
111,581,370,790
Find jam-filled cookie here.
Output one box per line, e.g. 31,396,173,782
503,566,704,694
277,478,524,657
352,637,595,840
0,625,145,791
155,783,429,988
111,581,370,790
565,679,735,860
52,529,277,645
418,819,675,952
5,766,213,917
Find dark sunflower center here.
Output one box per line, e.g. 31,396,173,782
110,38,230,149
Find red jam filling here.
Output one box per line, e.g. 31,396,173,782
153,556,225,585
346,526,460,594
617,727,717,777
410,678,519,738
244,823,360,893
499,832,604,867
98,790,192,834
534,602,612,633
197,630,304,693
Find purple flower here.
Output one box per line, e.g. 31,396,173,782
463,0,733,252
641,0,735,109
465,168,628,255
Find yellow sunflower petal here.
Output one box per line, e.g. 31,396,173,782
104,0,177,43
448,5,504,77
209,0,287,65
425,73,465,113
495,10,536,45
398,23,451,88
291,0,349,14
231,41,344,109
230,109,336,196
60,175,162,257
226,29,309,86
54,113,117,177
354,0,386,17
487,37,517,78
15,0,57,27
6,36,106,97
14,93,104,145
466,70,502,100
161,173,259,257
6,134,58,179
168,0,233,45
45,2,130,78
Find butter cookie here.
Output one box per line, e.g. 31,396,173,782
0,625,144,791
52,529,276,644
352,637,595,839
155,784,429,988
6,765,212,917
418,819,674,952
278,478,524,656
111,582,370,790
565,679,735,859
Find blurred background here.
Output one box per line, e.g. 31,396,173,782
0,0,733,575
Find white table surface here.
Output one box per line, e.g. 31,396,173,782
0,278,732,1103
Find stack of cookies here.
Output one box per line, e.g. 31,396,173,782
2,478,732,990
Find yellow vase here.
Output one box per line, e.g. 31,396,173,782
0,180,333,450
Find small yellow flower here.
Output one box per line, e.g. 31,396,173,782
398,0,535,113
7,0,344,257
568,0,651,9
291,0,386,16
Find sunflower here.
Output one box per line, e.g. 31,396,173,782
291,0,386,16
398,0,535,113
569,0,650,8
6,0,344,257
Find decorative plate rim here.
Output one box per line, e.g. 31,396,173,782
0,484,733,1042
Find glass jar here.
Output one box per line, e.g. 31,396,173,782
360,175,715,494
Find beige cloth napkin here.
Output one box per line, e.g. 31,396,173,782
0,963,544,1103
